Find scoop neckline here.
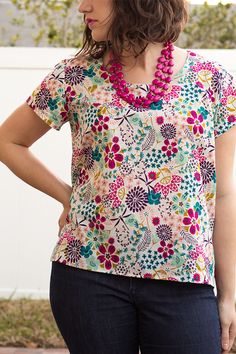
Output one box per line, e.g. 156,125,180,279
95,49,191,88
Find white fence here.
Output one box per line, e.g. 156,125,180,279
0,47,236,299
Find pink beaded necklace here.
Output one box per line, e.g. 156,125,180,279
100,40,174,109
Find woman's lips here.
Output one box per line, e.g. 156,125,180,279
87,20,97,28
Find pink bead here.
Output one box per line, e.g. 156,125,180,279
156,63,163,70
120,79,126,86
169,60,174,66
150,85,156,91
160,57,166,63
161,49,167,56
110,75,116,82
155,71,162,78
152,79,159,85
163,83,169,90
147,92,153,99
165,77,171,83
168,68,173,74
117,72,124,79
128,93,135,100
163,67,168,73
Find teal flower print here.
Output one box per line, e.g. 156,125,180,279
48,97,58,110
147,190,161,205
86,255,101,270
94,131,109,147
199,106,209,120
175,149,189,165
194,201,203,216
149,100,163,110
173,98,193,115
83,66,96,79
172,192,191,214
92,146,102,161
81,244,93,258
86,229,107,248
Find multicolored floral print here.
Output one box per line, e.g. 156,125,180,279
26,49,236,287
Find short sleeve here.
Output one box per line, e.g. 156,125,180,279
25,59,71,131
212,64,236,138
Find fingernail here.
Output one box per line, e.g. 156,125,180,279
223,343,228,349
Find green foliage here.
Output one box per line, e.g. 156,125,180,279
1,0,236,48
179,1,236,48
8,0,84,47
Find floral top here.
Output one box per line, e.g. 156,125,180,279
26,49,236,287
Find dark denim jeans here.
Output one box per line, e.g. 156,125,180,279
49,260,221,354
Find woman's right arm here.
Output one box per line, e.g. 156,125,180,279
0,102,72,208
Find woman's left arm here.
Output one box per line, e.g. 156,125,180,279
213,125,236,353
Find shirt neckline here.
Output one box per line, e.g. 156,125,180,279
95,49,191,88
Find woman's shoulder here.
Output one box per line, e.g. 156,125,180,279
187,48,232,76
58,53,95,69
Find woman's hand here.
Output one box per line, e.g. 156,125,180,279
58,205,71,237
217,298,236,353
58,184,72,237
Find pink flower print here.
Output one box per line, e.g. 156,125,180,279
183,208,200,235
164,85,181,102
152,217,160,226
196,245,204,254
104,137,123,169
192,147,205,163
228,115,236,123
220,85,236,106
89,213,106,230
144,273,153,279
65,86,76,102
154,174,182,198
193,273,200,282
60,102,70,120
157,240,174,259
196,81,204,89
192,62,217,76
108,176,125,208
91,115,110,133
189,250,200,260
148,171,157,180
161,139,178,157
187,110,204,135
97,243,119,270
156,116,164,124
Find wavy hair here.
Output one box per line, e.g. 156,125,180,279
72,0,189,65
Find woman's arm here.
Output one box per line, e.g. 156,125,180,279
0,102,72,208
213,125,236,352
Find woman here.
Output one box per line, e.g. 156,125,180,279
0,0,235,353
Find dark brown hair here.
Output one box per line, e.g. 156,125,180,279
72,0,189,65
